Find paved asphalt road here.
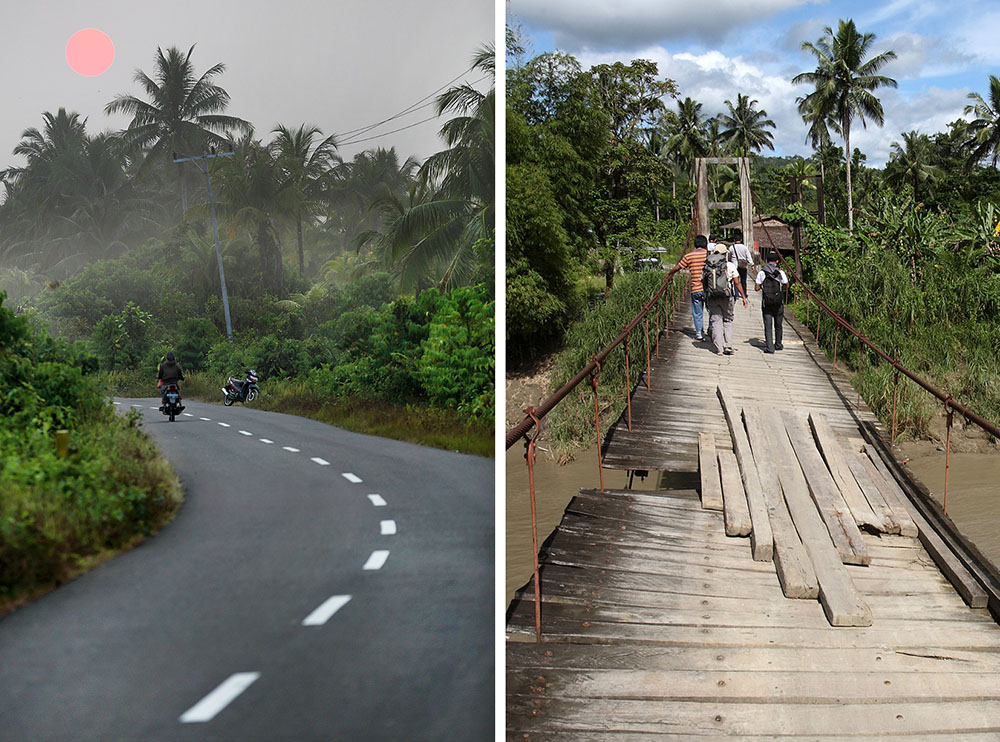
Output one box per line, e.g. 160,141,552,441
0,399,494,741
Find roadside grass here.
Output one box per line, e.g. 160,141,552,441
98,370,493,457
0,408,182,615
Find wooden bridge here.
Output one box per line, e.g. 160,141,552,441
507,288,1000,738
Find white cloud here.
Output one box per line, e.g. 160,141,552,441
879,31,974,80
509,0,821,50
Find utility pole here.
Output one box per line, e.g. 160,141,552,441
173,149,234,340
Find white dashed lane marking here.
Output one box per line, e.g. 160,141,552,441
341,472,362,483
200,417,211,421
282,446,299,453
311,457,330,466
380,520,397,535
368,494,387,507
113,402,121,405
148,406,158,410
363,550,390,570
183,413,193,417
239,430,253,436
259,439,273,444
218,423,231,428
302,595,352,626
179,672,260,723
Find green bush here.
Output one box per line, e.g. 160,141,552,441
91,302,154,371
418,284,494,418
176,317,221,371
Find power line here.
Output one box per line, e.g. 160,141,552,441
338,67,490,146
336,74,492,148
336,65,476,138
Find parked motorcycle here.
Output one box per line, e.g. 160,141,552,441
161,383,184,422
223,369,260,406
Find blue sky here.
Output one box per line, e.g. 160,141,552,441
507,0,1000,166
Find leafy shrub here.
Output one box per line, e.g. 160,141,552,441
418,284,494,417
90,302,154,371
176,317,220,371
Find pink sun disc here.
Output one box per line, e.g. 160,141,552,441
66,28,114,76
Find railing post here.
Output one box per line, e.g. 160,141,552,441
891,366,900,446
644,316,651,392
624,336,632,432
655,297,661,358
944,397,953,513
524,408,543,642
590,359,605,493
833,327,838,368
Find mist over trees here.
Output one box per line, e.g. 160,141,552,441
0,42,495,431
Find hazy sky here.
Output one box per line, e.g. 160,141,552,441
508,0,999,167
0,0,493,173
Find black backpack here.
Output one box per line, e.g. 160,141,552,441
702,253,732,300
761,264,784,309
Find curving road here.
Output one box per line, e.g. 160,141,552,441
0,399,493,741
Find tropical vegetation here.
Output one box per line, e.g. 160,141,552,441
507,19,1000,452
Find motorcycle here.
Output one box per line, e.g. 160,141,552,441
161,383,184,422
223,369,260,406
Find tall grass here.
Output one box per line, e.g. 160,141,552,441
791,196,1000,443
1,407,182,612
545,270,679,454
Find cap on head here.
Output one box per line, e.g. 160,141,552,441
166,351,175,362
767,251,779,262
694,235,708,249
713,244,727,254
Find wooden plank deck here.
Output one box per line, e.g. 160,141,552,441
507,289,1000,738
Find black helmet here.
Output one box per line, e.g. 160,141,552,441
166,351,175,362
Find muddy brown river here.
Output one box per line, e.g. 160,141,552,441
506,445,1000,609
904,451,1000,571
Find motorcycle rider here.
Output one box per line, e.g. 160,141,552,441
157,351,185,409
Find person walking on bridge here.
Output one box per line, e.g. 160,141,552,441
704,243,749,355
663,234,710,342
755,251,788,354
727,231,754,297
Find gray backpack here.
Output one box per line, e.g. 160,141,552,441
702,253,732,299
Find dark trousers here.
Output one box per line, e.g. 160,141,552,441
762,304,784,351
737,266,748,297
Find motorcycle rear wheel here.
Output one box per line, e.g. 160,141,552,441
224,395,234,406
247,389,258,402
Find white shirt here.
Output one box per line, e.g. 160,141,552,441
755,265,788,285
728,242,754,267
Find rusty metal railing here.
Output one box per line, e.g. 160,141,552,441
507,266,686,641
759,222,1000,513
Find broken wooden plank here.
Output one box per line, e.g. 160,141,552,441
718,449,752,537
742,406,819,600
851,450,917,538
846,452,901,534
863,443,988,609
698,432,724,511
760,408,871,626
782,412,870,566
716,386,773,562
809,412,886,531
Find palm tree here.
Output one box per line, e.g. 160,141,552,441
793,19,897,232
660,97,708,183
359,44,494,291
270,124,339,275
212,134,295,298
718,94,776,156
963,75,1000,167
885,130,942,200
105,45,251,213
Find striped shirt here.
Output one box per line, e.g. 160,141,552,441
675,247,709,293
